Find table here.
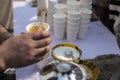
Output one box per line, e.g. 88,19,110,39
13,1,120,80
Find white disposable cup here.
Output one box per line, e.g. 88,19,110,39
80,1,92,7
67,10,80,19
53,13,67,22
54,3,67,10
46,10,54,31
67,17,80,24
37,0,49,9
53,18,66,23
54,28,66,32
55,10,66,14
80,0,92,6
48,0,58,11
80,0,92,3
80,13,91,19
59,0,67,3
80,19,90,24
80,8,92,17
67,31,78,42
67,30,79,39
67,27,79,34
67,21,80,27
36,52,51,70
66,0,76,2
67,34,77,41
26,22,50,32
67,25,80,29
54,28,65,40
78,24,89,39
54,3,67,13
67,26,80,31
80,14,91,19
67,16,80,20
54,22,66,28
67,5,80,11
54,25,66,29
80,4,92,9
66,1,80,10
67,20,80,25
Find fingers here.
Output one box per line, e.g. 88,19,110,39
31,31,51,40
28,45,50,64
34,45,50,59
34,37,51,48
17,31,51,65
28,57,44,66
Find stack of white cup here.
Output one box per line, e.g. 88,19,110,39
78,8,92,39
54,3,67,14
67,10,80,41
80,0,92,9
46,0,58,31
53,13,67,40
66,0,76,2
58,0,67,3
66,0,80,11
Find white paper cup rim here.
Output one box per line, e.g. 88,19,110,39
80,1,92,5
55,3,67,9
53,13,67,19
67,21,80,25
67,16,80,20
67,10,80,15
66,1,80,6
26,22,50,32
80,0,92,3
80,8,92,14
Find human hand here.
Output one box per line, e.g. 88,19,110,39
0,24,13,44
0,31,51,69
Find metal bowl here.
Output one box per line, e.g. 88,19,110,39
40,61,86,80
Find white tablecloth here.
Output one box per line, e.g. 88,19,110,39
13,1,120,80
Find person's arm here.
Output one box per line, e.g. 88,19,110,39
0,24,13,44
0,31,51,70
0,51,6,71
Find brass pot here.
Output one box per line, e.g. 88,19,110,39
52,43,82,63
78,60,100,80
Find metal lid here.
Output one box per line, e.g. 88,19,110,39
52,43,82,63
